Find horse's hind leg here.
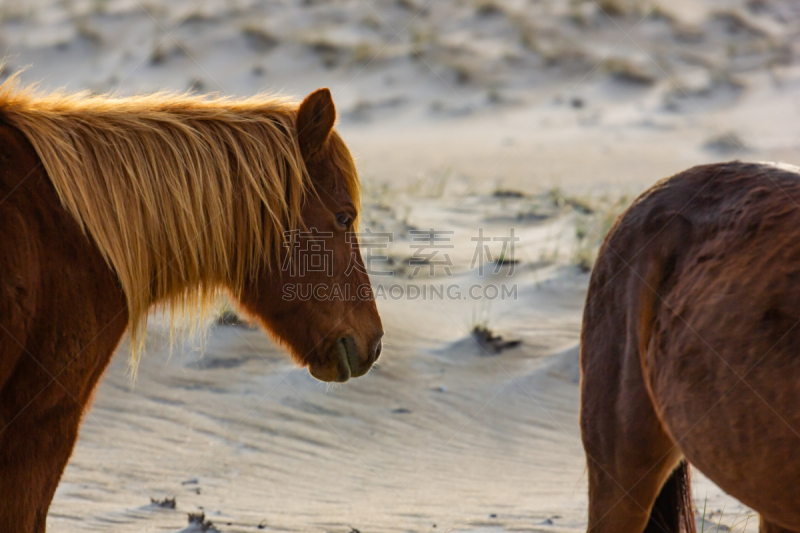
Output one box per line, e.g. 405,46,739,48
581,283,687,532
581,361,684,532
581,209,697,532
582,384,686,533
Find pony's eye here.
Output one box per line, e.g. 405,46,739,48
336,213,351,227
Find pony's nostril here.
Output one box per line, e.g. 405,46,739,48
372,338,383,361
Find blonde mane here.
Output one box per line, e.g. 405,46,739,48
0,76,333,367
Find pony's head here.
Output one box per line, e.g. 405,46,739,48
0,79,382,381
238,89,383,382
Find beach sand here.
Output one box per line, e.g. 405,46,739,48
2,0,798,530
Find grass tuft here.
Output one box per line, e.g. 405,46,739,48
187,511,219,532
150,496,176,509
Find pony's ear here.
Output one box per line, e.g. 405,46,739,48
297,88,336,158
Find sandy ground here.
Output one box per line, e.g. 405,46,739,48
2,0,800,531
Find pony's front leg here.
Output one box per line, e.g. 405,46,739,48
0,389,84,533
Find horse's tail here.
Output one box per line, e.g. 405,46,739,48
643,460,695,533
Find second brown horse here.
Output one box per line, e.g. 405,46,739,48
582,161,800,532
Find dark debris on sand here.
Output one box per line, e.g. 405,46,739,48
187,512,221,532
471,325,521,354
150,497,176,509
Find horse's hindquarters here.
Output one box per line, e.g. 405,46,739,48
635,161,800,529
582,161,800,532
648,262,800,527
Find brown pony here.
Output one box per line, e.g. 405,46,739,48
0,79,383,532
581,160,800,533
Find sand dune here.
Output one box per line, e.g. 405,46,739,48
1,0,797,530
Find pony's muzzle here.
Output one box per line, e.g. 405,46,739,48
309,334,383,383
341,333,383,380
